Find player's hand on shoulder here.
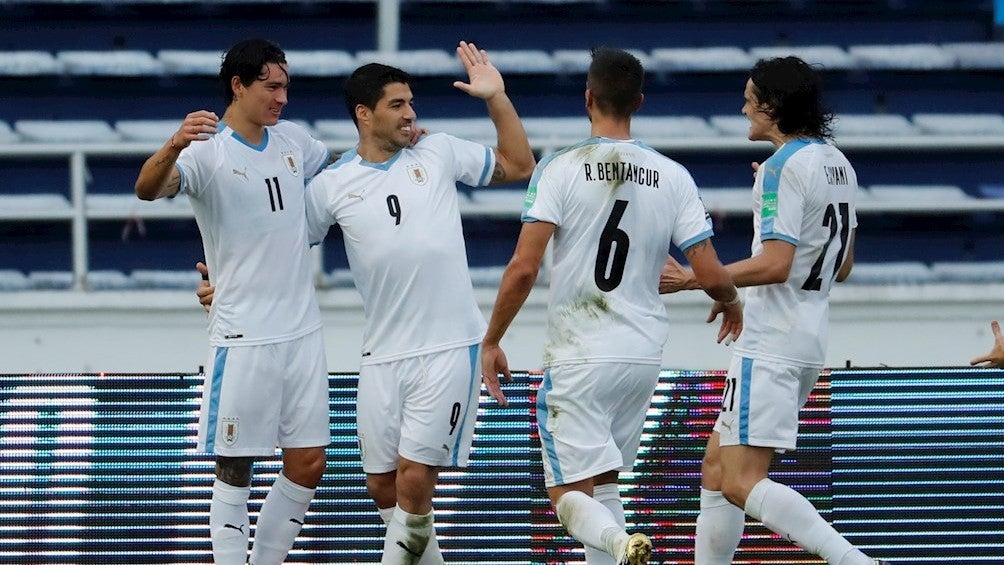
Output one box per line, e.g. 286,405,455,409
172,110,219,150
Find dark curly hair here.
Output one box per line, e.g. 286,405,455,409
749,56,833,139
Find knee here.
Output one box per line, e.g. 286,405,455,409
366,471,397,509
719,475,755,509
283,448,326,487
216,456,255,487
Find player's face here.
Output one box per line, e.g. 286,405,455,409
236,62,289,127
741,78,775,143
371,82,416,151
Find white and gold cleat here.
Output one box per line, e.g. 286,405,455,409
620,532,652,565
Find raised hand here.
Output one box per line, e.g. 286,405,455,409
452,41,504,101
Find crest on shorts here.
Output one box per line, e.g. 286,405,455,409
221,417,240,446
406,163,428,186
282,151,300,177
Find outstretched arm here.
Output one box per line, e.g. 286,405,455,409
135,110,218,200
452,41,535,184
481,221,555,405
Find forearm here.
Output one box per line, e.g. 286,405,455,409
135,137,183,200
482,262,538,346
486,93,535,182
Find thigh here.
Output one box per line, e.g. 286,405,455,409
276,329,331,449
356,362,403,474
714,356,815,451
399,345,481,468
537,363,658,488
198,344,283,457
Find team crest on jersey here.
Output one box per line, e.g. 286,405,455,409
281,151,300,177
406,163,428,186
221,417,239,446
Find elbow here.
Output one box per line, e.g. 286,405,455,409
135,184,157,201
506,260,540,290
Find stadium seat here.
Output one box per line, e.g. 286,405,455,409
469,266,506,287
28,271,75,290
0,270,31,292
698,187,751,214
56,50,163,76
85,193,193,219
843,262,938,285
978,184,1004,199
831,114,918,137
941,42,1004,70
631,115,719,139
468,189,525,216
0,121,19,144
0,194,73,220
650,47,754,72
486,50,557,74
14,119,120,143
130,269,203,290
354,49,462,76
285,50,356,77
748,45,855,70
313,119,358,143
931,261,1004,283
709,115,750,137
114,119,180,142
420,118,496,144
521,117,589,144
322,268,355,289
0,50,63,76
157,49,223,76
87,269,137,290
848,43,955,70
911,113,1004,136
868,184,970,204
551,49,650,74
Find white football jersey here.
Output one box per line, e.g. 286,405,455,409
305,133,493,364
733,138,858,367
523,137,714,366
176,120,330,346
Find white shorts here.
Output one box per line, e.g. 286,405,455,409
537,362,660,488
197,329,330,456
714,355,820,451
356,344,481,473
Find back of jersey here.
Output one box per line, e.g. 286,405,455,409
737,139,858,367
523,137,713,367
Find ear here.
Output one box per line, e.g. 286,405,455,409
584,88,594,110
230,75,243,99
354,104,370,126
634,92,644,112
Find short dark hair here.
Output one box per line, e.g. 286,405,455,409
587,48,644,118
219,38,288,106
343,63,413,125
749,56,833,139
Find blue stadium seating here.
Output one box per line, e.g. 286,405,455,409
0,0,1001,286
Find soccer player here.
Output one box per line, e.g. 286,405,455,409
135,38,333,565
304,42,535,564
971,320,1004,367
658,57,887,565
479,48,743,565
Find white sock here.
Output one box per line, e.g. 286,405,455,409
210,479,251,565
745,478,871,565
379,506,444,564
381,506,435,565
248,472,315,565
695,488,745,565
584,484,624,565
554,490,628,560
